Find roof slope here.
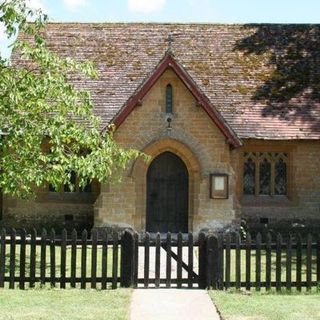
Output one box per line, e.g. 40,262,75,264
112,52,242,147
14,23,320,140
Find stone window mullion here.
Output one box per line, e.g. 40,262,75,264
243,151,288,197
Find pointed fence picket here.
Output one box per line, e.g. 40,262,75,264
208,231,320,291
0,228,121,289
0,228,318,290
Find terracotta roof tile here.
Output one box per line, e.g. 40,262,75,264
13,23,320,140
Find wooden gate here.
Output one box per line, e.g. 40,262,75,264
121,231,207,288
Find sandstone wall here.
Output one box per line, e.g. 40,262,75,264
231,139,320,232
2,70,319,234
0,184,99,232
95,69,237,232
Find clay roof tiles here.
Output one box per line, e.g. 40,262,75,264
14,23,320,140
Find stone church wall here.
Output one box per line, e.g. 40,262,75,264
0,184,99,232
231,139,320,233
94,69,238,232
1,70,319,233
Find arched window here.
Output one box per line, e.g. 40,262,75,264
243,155,255,195
275,157,287,195
166,84,173,114
243,152,288,196
49,171,91,193
259,157,271,195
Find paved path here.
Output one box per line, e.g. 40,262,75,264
130,289,220,320
137,246,199,287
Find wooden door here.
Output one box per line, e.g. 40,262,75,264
146,152,188,233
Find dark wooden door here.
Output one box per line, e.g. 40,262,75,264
146,152,188,233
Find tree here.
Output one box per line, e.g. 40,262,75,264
0,0,142,197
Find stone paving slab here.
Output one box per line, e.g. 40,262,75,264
137,246,199,287
130,289,220,320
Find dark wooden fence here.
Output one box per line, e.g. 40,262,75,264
0,228,120,289
206,232,320,291
0,228,319,290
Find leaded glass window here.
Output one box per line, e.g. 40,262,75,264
64,171,77,192
49,183,57,192
80,180,92,193
243,157,255,195
275,158,287,195
49,171,91,193
243,152,288,197
259,158,271,195
166,84,173,114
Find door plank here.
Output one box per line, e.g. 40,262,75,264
146,152,188,233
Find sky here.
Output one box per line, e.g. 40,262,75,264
16,0,320,23
1,0,320,58
19,0,320,24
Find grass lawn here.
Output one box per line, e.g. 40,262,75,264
225,248,318,284
210,290,320,320
0,288,131,320
3,243,120,289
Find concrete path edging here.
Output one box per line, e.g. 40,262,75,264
130,289,220,320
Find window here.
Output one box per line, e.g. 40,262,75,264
165,84,173,114
243,152,288,196
49,172,91,193
64,171,77,192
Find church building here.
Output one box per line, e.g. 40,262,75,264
2,23,320,233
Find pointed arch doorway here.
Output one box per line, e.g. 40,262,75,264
146,151,189,233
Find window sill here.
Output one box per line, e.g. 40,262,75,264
37,192,95,204
241,195,295,207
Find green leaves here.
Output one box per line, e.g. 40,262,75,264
0,0,142,198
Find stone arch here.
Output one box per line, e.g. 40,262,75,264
131,138,201,231
130,127,211,176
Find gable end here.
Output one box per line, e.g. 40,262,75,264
109,53,242,148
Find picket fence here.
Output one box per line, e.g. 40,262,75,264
0,228,319,290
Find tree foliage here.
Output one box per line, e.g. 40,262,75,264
0,0,142,197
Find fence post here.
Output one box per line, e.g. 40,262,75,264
133,232,139,288
217,234,224,290
198,232,207,289
19,229,26,290
206,234,219,289
0,228,6,288
121,229,135,288
9,228,16,289
317,235,320,286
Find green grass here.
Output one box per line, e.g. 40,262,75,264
210,290,320,320
194,246,318,288
3,244,120,289
225,248,318,284
0,288,131,320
